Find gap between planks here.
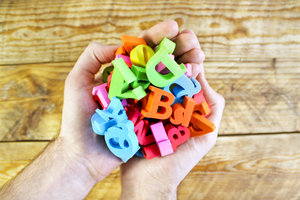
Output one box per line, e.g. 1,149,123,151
0,131,299,143
0,56,299,67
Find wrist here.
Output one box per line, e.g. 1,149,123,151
120,177,177,200
53,136,99,186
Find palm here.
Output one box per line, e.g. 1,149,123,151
121,100,220,187
60,63,122,181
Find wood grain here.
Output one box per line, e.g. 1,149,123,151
1,58,299,140
1,134,300,199
1,0,300,65
0,62,68,140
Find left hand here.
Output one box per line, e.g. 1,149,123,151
59,42,122,182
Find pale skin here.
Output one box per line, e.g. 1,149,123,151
0,20,225,200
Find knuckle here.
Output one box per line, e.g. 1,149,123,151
65,73,73,86
87,41,101,52
65,71,78,88
180,31,199,49
200,50,205,61
217,94,226,107
206,133,218,147
168,20,179,35
189,48,203,63
182,29,195,35
188,34,199,47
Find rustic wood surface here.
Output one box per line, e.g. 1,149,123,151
0,0,300,199
0,58,299,140
1,0,300,65
1,134,300,200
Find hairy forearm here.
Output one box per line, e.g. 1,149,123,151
120,177,177,200
0,137,97,200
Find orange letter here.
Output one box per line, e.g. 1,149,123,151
189,113,215,137
121,35,147,54
170,96,196,127
194,101,211,117
141,86,175,119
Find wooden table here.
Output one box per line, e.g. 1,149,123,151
1,0,300,199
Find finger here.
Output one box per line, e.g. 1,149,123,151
70,42,119,86
186,73,225,155
188,63,202,78
173,29,200,57
176,48,205,64
94,63,112,84
139,20,179,47
197,72,225,126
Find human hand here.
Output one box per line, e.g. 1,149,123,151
120,20,225,200
58,42,122,182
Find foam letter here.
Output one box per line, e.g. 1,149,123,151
141,86,175,119
105,120,140,163
146,38,186,87
163,75,201,104
150,122,174,156
108,58,146,100
189,113,216,137
165,124,190,150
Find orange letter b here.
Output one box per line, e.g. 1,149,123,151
141,86,175,120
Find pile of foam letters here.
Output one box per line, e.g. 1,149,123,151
91,35,215,162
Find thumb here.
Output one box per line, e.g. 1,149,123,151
196,64,225,126
68,42,119,87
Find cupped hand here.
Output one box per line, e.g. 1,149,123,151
120,20,225,200
58,42,122,182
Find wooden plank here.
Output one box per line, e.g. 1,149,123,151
1,0,300,64
0,63,69,140
1,58,299,140
0,142,48,186
0,134,300,199
208,57,300,134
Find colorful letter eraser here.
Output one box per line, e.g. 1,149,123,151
169,103,184,125
184,63,192,78
131,65,150,89
165,124,190,151
194,101,211,117
115,46,126,56
150,121,174,156
92,83,111,110
91,97,129,136
91,110,117,135
121,99,128,107
189,113,215,137
180,96,196,127
146,38,186,87
98,97,127,123
102,65,114,83
141,86,175,119
107,72,113,88
156,54,175,73
90,34,215,162
135,119,154,146
108,58,146,100
155,37,176,53
105,120,140,163
130,44,155,67
135,149,144,157
121,35,147,53
193,89,206,104
164,75,201,104
127,107,142,125
142,143,160,160
170,96,196,127
115,54,132,67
